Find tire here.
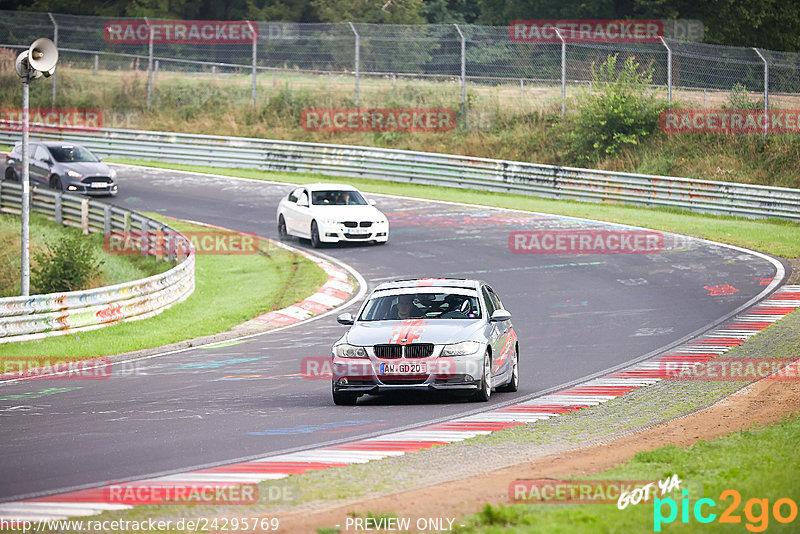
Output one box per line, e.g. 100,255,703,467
310,220,321,248
278,215,288,240
332,384,358,406
471,351,492,402
497,346,519,392
49,175,62,191
4,167,18,182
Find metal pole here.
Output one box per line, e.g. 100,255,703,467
48,12,58,105
145,17,153,109
21,77,31,296
248,20,257,106
349,22,360,105
660,36,672,107
454,24,466,107
93,54,98,75
753,47,769,137
555,28,565,116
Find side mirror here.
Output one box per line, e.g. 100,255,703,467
490,309,511,322
298,198,309,207
337,313,354,325
98,157,103,162
368,199,376,206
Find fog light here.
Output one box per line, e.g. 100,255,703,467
338,377,349,385
465,375,474,382
67,185,77,191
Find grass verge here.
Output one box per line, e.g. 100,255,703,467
0,212,167,297
455,412,800,533
0,215,329,360
110,159,800,262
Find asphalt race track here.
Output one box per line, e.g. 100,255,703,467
0,166,784,501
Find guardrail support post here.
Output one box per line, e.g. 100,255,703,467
103,205,111,234
54,193,62,226
80,198,89,235
349,22,360,105
753,47,769,137
660,36,672,107
48,12,58,105
93,54,98,75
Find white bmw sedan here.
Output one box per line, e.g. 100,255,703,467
276,183,389,247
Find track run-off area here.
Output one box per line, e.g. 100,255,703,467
0,164,787,510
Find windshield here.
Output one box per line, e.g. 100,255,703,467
49,145,99,163
312,190,367,206
359,291,482,321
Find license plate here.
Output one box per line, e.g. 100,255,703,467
90,182,107,188
346,228,369,235
379,363,423,374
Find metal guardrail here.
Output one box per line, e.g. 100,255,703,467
0,180,195,343
2,123,800,221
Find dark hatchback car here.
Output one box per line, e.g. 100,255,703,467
3,141,118,196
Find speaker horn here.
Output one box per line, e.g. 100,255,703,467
28,38,58,75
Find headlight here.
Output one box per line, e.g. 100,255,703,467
441,341,482,357
376,219,388,225
319,218,338,225
110,169,117,178
334,344,368,358
66,170,82,178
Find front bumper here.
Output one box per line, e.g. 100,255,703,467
331,353,484,394
65,182,119,196
317,221,388,243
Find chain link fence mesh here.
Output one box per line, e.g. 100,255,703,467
1,10,799,129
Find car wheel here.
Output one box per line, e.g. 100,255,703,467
332,384,359,406
278,215,288,240
497,346,519,392
472,351,492,402
4,167,18,182
49,175,63,191
310,220,321,248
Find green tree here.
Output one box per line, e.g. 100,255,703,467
312,0,425,23
564,54,668,162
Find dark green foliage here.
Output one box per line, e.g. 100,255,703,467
563,54,668,163
32,230,103,294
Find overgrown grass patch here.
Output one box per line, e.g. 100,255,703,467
454,412,800,533
0,213,166,298
0,215,329,360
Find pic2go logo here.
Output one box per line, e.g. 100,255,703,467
654,489,798,532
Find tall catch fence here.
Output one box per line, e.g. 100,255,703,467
1,11,799,114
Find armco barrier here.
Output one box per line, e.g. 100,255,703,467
0,180,195,343
2,122,800,221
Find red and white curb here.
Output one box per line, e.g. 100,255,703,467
2,285,798,521
243,241,355,328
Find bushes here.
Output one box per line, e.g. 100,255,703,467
563,54,668,163
32,230,103,294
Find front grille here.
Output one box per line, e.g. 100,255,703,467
342,221,358,228
81,177,111,184
405,343,434,358
373,344,434,359
374,344,403,359
359,221,373,228
344,234,371,240
381,377,428,385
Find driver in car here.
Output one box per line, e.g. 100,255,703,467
396,294,424,319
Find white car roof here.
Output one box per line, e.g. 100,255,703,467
302,183,360,192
